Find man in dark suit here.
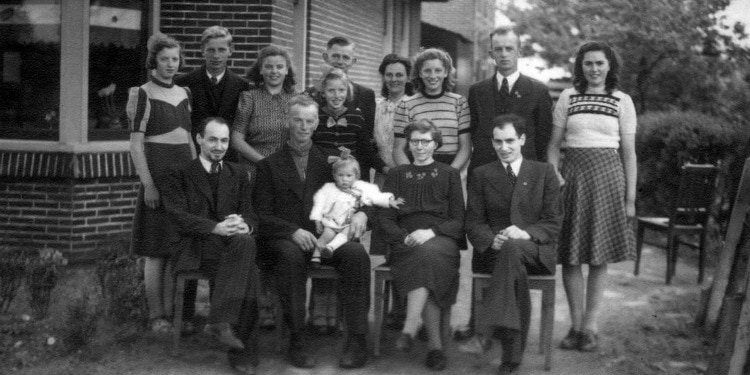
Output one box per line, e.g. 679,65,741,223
254,95,371,369
462,114,562,374
305,36,377,171
161,117,260,375
175,26,250,161
468,26,553,172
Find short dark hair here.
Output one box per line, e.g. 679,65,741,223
404,119,443,150
489,26,520,49
247,45,297,93
492,114,526,137
197,116,229,137
327,36,354,49
145,33,183,70
378,53,414,98
573,41,620,94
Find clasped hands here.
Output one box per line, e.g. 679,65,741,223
292,212,368,252
212,213,250,237
491,225,531,251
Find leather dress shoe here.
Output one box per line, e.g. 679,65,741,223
457,335,492,355
425,349,447,371
204,322,244,350
339,335,368,368
559,328,582,350
288,341,316,368
497,362,520,374
232,363,257,375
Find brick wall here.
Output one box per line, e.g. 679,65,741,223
307,0,385,91
1,177,138,263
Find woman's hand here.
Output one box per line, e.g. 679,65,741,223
315,221,324,234
404,229,435,247
143,183,160,209
625,199,636,219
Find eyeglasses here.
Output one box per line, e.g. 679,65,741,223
409,139,434,146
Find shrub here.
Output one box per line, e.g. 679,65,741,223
25,248,68,319
0,247,27,313
637,110,743,219
61,289,100,353
95,246,146,326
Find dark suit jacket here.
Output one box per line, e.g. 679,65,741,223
175,67,250,134
254,144,334,239
468,75,552,170
465,159,561,274
161,159,258,272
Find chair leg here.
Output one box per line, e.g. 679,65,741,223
634,224,645,276
665,234,675,285
172,275,186,355
372,271,386,357
540,283,554,371
698,232,707,284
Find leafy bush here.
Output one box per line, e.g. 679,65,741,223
637,110,743,219
25,248,68,319
95,247,146,326
61,290,100,353
0,247,27,313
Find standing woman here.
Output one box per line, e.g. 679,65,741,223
373,53,414,186
127,33,196,333
232,45,298,179
392,48,471,171
547,41,637,351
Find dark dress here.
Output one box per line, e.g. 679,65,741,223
127,78,194,257
379,161,465,308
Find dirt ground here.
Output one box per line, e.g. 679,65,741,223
1,241,713,375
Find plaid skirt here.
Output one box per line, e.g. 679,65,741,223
558,148,635,265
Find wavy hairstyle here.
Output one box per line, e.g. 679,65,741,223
378,53,414,98
411,48,456,94
573,41,620,94
404,118,443,150
247,45,296,93
145,33,183,70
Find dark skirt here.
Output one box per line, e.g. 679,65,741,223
131,142,193,258
388,235,460,309
557,148,635,265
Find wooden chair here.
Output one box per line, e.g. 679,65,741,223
172,270,211,354
473,273,556,372
634,163,720,284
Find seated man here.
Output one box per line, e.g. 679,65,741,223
462,114,562,374
254,94,371,369
161,117,260,375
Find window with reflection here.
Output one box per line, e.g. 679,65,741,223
88,0,148,140
0,1,61,140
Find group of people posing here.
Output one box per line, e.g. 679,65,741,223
127,23,637,375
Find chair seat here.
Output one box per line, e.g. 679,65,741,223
637,216,704,231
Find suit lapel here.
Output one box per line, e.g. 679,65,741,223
276,147,305,202
486,161,514,200
511,160,531,208
188,160,215,208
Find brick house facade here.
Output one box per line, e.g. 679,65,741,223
0,0,437,262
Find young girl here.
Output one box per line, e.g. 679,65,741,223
310,154,404,261
312,68,387,175
127,33,195,334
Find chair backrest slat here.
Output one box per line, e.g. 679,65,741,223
671,163,719,226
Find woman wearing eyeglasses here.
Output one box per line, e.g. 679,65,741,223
377,119,465,371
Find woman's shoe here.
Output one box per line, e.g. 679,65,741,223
395,332,414,352
579,329,599,352
456,335,492,354
425,349,447,371
559,328,582,350
150,317,173,334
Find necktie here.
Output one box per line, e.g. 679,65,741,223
211,161,222,174
210,75,218,85
500,77,510,97
506,164,517,186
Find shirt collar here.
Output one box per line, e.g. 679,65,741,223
496,70,521,92
502,157,523,176
198,154,222,173
206,69,226,83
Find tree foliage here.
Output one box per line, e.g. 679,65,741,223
504,0,749,118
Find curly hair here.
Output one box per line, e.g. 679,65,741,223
247,45,296,93
404,118,443,150
573,41,620,94
411,48,456,94
378,54,414,98
145,33,183,70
